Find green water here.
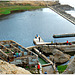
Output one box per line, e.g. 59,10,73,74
38,58,47,65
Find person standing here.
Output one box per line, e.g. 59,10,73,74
35,35,37,38
39,37,40,42
16,52,18,57
67,40,69,45
19,52,21,57
13,52,15,57
7,56,9,62
37,34,38,37
51,41,53,45
69,42,72,45
37,63,40,74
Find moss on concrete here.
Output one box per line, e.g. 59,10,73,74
57,65,67,73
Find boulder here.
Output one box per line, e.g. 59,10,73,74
0,60,31,74
50,49,71,63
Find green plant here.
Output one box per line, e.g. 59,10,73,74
1,10,10,14
5,52,9,53
26,66,29,68
11,50,14,52
25,4,31,6
0,1,9,2
57,65,67,73
0,6,45,15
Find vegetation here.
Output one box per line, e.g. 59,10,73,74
25,66,37,74
0,5,44,15
38,58,47,65
5,52,9,53
0,1,9,2
0,1,58,16
57,65,68,73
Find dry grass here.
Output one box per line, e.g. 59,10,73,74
0,1,58,16
10,1,58,6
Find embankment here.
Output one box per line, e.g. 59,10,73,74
0,1,58,16
0,6,45,17
48,6,75,25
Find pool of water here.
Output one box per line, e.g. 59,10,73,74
0,8,75,47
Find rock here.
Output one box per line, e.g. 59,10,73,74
0,60,31,74
63,55,75,74
50,49,71,63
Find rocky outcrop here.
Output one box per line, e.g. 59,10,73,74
63,55,75,74
50,49,71,63
0,60,31,74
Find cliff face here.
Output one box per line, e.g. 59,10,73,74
0,60,31,74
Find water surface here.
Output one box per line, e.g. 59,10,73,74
0,8,75,47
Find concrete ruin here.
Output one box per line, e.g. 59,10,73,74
63,55,75,74
0,40,38,66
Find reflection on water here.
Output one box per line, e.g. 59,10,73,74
42,8,56,13
0,8,75,47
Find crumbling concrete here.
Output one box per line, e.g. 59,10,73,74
50,49,71,63
63,55,75,74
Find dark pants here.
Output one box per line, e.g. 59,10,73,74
38,69,40,74
51,43,53,45
8,60,9,62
